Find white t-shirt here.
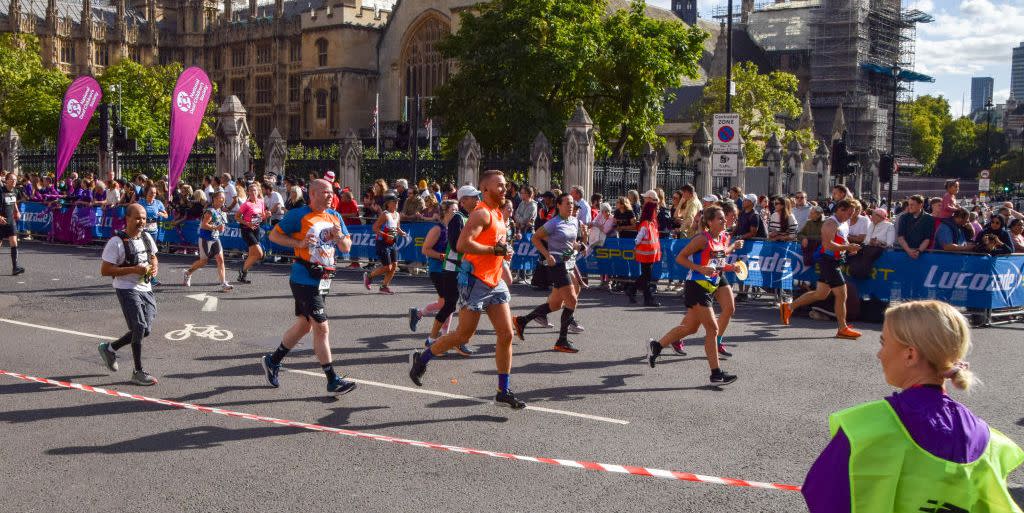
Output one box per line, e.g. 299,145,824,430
265,191,285,220
847,215,872,238
101,233,155,292
222,182,236,207
104,188,121,206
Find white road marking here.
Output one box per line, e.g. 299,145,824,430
186,292,219,312
164,324,234,341
50,278,59,281
282,368,629,425
0,318,629,425
16,281,24,284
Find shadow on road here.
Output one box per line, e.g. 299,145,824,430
46,424,307,455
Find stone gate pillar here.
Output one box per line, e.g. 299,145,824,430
763,133,783,197
1,128,21,175
339,129,362,198
786,138,805,195
563,102,595,196
529,131,552,192
639,142,658,193
813,138,831,203
866,148,881,203
264,128,287,179
689,124,712,196
457,131,481,186
215,95,251,179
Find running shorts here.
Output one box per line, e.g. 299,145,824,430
458,273,511,313
290,281,328,323
375,240,398,266
429,271,444,296
817,255,846,288
684,277,726,308
547,262,572,289
199,238,222,259
241,226,261,247
0,223,14,239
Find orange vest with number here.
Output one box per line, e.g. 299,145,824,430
635,220,661,264
462,202,507,288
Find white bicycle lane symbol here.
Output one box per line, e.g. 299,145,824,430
164,324,234,342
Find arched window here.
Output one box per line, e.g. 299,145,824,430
316,38,328,67
316,90,328,119
401,15,450,99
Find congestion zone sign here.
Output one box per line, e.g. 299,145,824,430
713,113,740,153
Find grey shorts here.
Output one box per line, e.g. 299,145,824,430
115,288,157,337
458,274,511,313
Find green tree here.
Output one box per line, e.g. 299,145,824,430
98,60,218,152
935,116,976,175
696,61,813,165
904,95,951,174
432,0,706,158
0,34,71,147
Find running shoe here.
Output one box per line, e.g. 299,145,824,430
130,370,158,386
534,315,554,328
348,262,361,269
567,321,585,334
409,307,420,332
709,370,738,386
12,266,25,276
379,286,395,295
237,270,251,284
495,389,527,409
512,316,526,341
261,354,281,388
327,376,357,395
182,270,192,287
408,350,427,386
98,343,118,372
836,326,862,339
780,302,792,325
553,340,579,353
717,344,732,359
670,340,686,356
455,344,475,356
647,338,662,368
363,271,371,290
222,282,234,292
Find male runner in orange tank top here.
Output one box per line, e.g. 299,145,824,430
408,170,526,409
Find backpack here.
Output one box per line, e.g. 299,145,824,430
116,230,156,267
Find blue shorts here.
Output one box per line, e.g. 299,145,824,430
458,273,511,313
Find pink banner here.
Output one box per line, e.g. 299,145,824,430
168,67,212,192
56,76,102,180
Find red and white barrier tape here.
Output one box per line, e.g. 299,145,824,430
0,370,800,492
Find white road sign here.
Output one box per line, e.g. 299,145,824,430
711,153,738,177
712,113,740,153
979,178,991,192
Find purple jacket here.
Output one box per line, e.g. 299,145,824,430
803,385,990,512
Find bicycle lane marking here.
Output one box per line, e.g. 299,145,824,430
0,369,801,492
0,318,626,425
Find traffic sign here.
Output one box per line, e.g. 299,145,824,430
979,178,991,192
712,113,740,153
711,153,738,177
979,169,990,179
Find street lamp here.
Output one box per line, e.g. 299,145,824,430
985,97,993,169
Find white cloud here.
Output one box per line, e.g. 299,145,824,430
915,0,1023,77
992,87,1010,104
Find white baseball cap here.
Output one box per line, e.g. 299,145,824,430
702,194,719,203
642,189,659,201
457,185,481,200
743,193,758,204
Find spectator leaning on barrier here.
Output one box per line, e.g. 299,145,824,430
846,200,871,245
866,208,895,248
1009,218,1024,253
675,184,702,238
792,191,812,231
896,195,933,259
514,186,538,236
974,214,1014,255
933,208,974,252
768,196,798,242
799,206,825,251
394,179,409,211
735,194,767,240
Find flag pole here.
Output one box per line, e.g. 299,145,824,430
375,93,380,155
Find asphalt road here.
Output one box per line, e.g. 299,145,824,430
1,241,1022,512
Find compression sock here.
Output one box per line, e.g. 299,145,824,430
498,373,510,393
10,246,17,267
558,308,575,342
522,303,552,324
269,343,290,365
322,364,338,381
419,348,435,363
716,335,724,345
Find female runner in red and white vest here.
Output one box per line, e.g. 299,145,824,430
646,205,743,386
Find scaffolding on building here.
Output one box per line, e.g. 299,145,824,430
809,0,932,156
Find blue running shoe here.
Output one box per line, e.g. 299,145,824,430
327,376,357,395
409,307,420,332
261,354,280,388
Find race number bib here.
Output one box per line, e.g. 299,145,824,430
146,222,158,232
318,278,332,294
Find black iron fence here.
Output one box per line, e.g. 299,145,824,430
658,160,698,195
118,152,216,184
361,158,457,192
593,158,642,199
19,147,99,176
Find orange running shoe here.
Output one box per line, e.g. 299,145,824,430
836,326,862,339
780,303,792,325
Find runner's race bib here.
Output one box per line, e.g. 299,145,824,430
318,278,332,295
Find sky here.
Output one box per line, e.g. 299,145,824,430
647,0,1021,117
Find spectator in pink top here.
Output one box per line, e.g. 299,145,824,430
936,179,959,219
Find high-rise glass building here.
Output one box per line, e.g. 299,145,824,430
1012,42,1024,101
971,77,994,114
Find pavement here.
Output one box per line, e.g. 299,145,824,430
0,241,1022,512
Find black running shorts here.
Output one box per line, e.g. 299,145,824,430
375,240,398,266
547,262,572,289
0,223,14,239
241,226,261,247
429,271,444,296
817,255,846,288
291,281,328,323
683,278,725,308
199,238,222,259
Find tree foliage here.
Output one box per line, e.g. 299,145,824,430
98,60,218,152
904,95,951,174
0,34,72,147
432,0,706,158
696,61,813,165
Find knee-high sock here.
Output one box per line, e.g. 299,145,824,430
522,303,552,324
10,246,17,267
558,308,575,342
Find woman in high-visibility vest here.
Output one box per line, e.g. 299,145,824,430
803,300,1023,512
625,190,662,306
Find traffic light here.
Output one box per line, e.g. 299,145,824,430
831,139,858,176
395,122,410,150
98,103,110,150
878,153,894,183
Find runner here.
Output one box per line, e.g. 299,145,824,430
236,182,267,284
409,199,458,339
0,173,24,275
183,191,232,292
259,179,355,394
408,170,525,409
646,205,741,386
97,204,160,386
513,192,585,353
363,193,406,294
781,199,862,339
